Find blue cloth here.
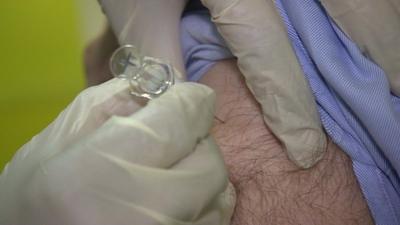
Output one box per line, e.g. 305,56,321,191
275,1,400,224
180,1,400,224
181,11,232,81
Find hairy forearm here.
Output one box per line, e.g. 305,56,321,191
200,60,374,225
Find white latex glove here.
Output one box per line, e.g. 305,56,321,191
200,0,327,168
98,0,188,78
0,79,235,225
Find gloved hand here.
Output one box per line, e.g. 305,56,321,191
200,0,327,168
0,79,235,225
98,0,188,78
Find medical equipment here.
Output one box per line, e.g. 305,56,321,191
110,45,177,99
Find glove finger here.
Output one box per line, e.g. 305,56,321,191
98,0,187,76
201,0,327,168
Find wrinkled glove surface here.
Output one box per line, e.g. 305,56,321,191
0,79,235,225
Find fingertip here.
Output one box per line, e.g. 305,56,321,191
283,130,328,169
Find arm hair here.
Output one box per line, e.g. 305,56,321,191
200,59,374,225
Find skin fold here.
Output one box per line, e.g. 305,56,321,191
84,31,374,225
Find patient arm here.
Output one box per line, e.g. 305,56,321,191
199,59,374,225
83,29,374,224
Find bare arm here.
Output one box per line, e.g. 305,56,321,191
83,29,374,224
200,59,374,225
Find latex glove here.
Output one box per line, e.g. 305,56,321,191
0,79,235,225
200,0,327,168
98,0,188,78
320,0,400,96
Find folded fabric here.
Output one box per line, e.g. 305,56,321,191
181,11,232,82
180,1,400,223
319,0,400,96
276,1,400,224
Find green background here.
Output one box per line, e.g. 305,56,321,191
0,1,88,169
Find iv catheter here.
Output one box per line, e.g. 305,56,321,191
110,45,177,100
109,44,225,123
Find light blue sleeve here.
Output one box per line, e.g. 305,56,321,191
180,11,234,81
